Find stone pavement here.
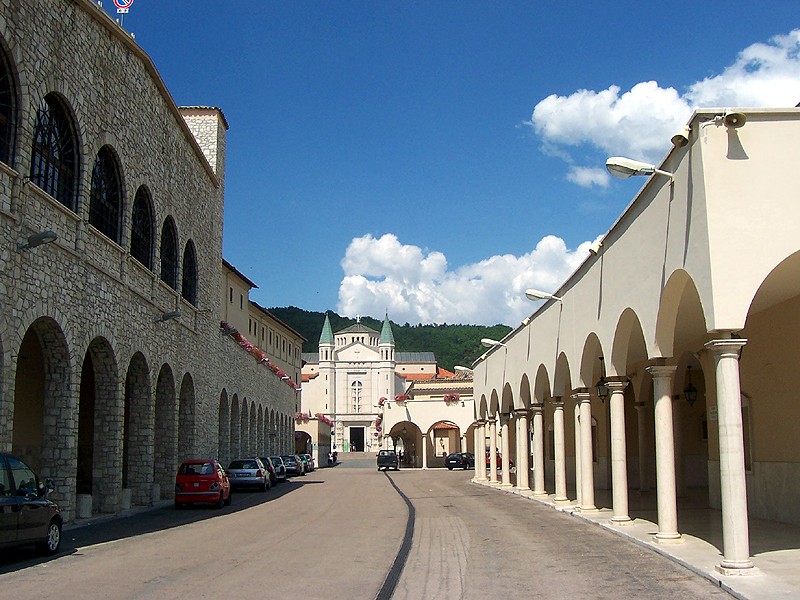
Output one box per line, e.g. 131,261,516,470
475,478,800,600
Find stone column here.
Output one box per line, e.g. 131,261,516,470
634,401,650,492
489,417,498,484
673,395,686,498
477,420,488,482
575,390,595,511
500,413,512,487
472,422,483,482
514,409,530,491
422,433,428,470
607,378,631,525
646,365,682,543
551,397,569,503
573,397,582,505
531,404,546,496
705,338,753,574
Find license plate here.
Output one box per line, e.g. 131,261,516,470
193,482,199,487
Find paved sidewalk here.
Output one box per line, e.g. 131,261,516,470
473,479,800,600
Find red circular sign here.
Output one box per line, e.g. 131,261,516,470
113,0,134,8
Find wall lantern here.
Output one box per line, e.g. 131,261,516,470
596,356,609,402
684,365,698,407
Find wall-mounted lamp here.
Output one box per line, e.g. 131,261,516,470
156,309,181,323
17,230,58,251
596,356,609,402
588,241,603,255
606,156,674,180
671,126,691,147
684,365,698,407
481,338,507,348
525,289,562,302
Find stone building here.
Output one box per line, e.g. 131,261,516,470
0,0,299,521
473,108,800,575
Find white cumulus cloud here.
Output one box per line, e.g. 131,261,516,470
530,29,800,186
338,233,596,326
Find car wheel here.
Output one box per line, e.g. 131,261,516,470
448,467,453,470
36,519,61,555
174,501,183,510
215,492,225,509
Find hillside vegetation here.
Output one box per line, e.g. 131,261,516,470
269,306,512,372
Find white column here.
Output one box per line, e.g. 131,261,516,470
576,390,596,511
705,338,753,574
673,396,686,498
634,401,651,492
489,417,498,484
514,409,530,491
422,433,428,470
573,397,582,505
531,404,546,496
500,414,512,487
472,422,483,482
608,379,631,525
647,365,681,543
478,420,488,482
551,398,568,503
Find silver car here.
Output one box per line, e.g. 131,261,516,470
227,458,270,491
270,455,288,482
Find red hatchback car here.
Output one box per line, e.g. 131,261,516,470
175,459,232,509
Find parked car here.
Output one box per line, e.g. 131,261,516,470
270,456,288,482
281,454,305,476
297,454,310,473
377,449,399,471
485,453,514,470
0,453,62,555
302,453,315,472
175,459,231,509
446,452,475,470
259,456,277,486
227,458,270,491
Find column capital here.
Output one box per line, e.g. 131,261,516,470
605,377,629,392
646,364,677,379
530,403,544,414
514,408,532,417
549,396,565,407
570,388,592,403
704,338,747,357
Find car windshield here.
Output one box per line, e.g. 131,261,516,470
379,450,394,456
229,460,258,470
282,456,296,463
180,462,213,476
270,457,282,463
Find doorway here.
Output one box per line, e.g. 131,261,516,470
350,427,365,452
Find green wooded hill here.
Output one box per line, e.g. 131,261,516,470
268,306,512,373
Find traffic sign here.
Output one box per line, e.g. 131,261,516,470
113,0,134,9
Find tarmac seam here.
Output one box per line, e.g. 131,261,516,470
374,472,416,600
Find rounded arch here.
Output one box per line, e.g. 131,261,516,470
500,382,514,414
159,216,179,290
388,420,422,468
579,332,604,389
124,351,152,506
30,92,80,210
518,373,532,409
533,364,552,403
154,363,177,499
130,185,155,270
248,401,257,455
178,372,195,459
218,390,230,465
89,144,124,243
553,352,572,398
0,36,19,167
477,394,489,420
230,394,240,460
257,404,264,456
239,397,250,456
655,270,708,357
489,389,500,417
610,308,649,376
181,239,198,306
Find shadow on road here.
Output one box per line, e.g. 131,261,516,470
0,476,323,574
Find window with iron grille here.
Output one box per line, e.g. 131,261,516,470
30,94,78,210
182,240,197,306
130,187,154,269
160,217,178,289
89,146,122,243
0,45,16,167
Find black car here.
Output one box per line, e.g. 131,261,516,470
0,453,62,555
259,456,277,486
446,452,475,470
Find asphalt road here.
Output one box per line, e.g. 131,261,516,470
0,460,729,599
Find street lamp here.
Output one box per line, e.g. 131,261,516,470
17,230,58,251
481,338,506,348
525,289,562,302
454,365,474,374
606,156,673,180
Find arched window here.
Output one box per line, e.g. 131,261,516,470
0,44,16,166
351,381,363,413
30,94,78,210
160,217,178,289
89,146,122,242
181,240,198,306
130,187,154,269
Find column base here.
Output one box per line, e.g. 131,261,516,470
716,561,755,576
577,505,597,512
499,483,514,489
553,497,572,505
532,491,548,497
610,516,633,526
653,533,684,545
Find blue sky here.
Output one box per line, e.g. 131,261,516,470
104,2,800,326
